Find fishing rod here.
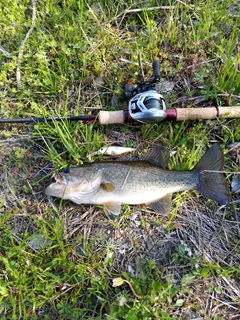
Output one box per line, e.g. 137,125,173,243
1,107,240,124
1,60,240,125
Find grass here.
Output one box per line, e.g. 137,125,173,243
0,0,240,319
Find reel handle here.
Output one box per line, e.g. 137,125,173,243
124,60,161,98
152,60,160,80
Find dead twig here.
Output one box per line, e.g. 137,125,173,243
123,6,175,14
176,0,195,9
16,0,37,89
0,45,11,57
221,276,240,298
124,279,142,299
5,171,22,208
137,52,145,81
170,94,240,106
119,57,151,67
114,5,175,28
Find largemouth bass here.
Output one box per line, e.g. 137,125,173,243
45,144,232,216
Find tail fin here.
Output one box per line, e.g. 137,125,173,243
193,144,232,205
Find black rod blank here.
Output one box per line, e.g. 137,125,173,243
0,115,97,124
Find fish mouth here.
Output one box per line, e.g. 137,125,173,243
52,173,67,185
45,173,68,197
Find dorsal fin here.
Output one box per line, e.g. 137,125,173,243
142,145,170,169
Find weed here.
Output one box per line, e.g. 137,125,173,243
0,0,239,319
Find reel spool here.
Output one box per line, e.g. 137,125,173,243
128,90,166,123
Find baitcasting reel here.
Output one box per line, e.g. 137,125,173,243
124,60,167,123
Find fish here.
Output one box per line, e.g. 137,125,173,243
45,143,232,216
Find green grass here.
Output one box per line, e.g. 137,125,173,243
0,0,240,319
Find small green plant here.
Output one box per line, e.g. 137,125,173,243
108,260,181,319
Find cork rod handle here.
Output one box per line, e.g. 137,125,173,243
98,107,240,124
98,110,126,124
175,106,240,121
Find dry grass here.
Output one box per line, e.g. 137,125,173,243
0,132,239,319
0,0,240,318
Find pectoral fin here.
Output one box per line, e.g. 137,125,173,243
104,201,122,216
100,182,115,192
148,194,172,216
